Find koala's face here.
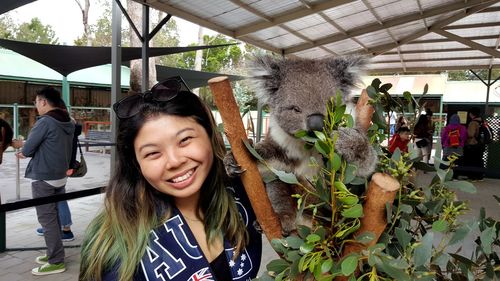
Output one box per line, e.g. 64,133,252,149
269,72,340,136
253,56,362,136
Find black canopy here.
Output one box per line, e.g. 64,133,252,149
0,0,37,14
0,39,236,76
156,65,246,89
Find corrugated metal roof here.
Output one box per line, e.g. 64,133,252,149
137,0,500,73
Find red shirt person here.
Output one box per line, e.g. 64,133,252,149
388,126,411,154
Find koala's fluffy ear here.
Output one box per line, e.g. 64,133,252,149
249,55,284,105
326,55,366,98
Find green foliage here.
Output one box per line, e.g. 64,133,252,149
255,81,499,281
0,15,16,39
0,16,59,44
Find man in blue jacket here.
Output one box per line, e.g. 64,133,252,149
16,87,75,275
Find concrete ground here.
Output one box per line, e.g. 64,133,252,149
0,150,498,280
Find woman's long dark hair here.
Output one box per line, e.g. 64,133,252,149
80,91,248,281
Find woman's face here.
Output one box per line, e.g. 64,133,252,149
134,114,213,203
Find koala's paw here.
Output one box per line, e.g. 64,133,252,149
223,152,246,177
335,127,378,177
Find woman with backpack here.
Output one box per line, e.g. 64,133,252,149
441,114,467,178
463,107,485,181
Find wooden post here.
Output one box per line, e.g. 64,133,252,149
208,76,282,241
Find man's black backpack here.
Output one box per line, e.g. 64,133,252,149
475,120,493,145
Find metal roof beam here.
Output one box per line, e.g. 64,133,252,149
366,0,498,57
234,0,355,38
408,35,498,44
142,0,283,54
489,34,500,68
284,0,497,55
384,47,474,55
433,29,500,58
366,64,500,74
444,21,500,30
373,56,491,64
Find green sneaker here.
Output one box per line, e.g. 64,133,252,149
35,255,48,265
31,262,66,275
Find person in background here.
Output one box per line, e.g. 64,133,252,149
394,115,407,134
463,107,485,181
425,108,435,160
0,118,14,165
35,98,77,242
389,111,397,136
79,76,261,281
440,113,467,178
413,114,432,163
15,86,75,275
388,126,411,154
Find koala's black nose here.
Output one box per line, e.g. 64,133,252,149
307,114,325,132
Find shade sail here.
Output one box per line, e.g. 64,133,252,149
0,38,236,76
0,0,37,14
156,65,246,89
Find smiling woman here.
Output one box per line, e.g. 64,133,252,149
79,76,262,281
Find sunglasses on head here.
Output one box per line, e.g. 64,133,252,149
113,76,191,119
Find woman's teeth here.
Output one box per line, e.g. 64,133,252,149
171,169,194,183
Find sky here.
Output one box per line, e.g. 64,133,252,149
6,0,216,46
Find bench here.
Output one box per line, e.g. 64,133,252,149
81,130,113,153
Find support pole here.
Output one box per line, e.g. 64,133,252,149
111,0,122,170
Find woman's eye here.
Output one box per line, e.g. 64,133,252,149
145,151,159,158
180,136,193,144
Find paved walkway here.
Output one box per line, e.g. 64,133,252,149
0,150,498,280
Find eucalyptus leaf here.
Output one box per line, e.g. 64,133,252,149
243,139,264,162
414,232,433,267
371,79,382,90
294,130,308,138
297,225,311,239
380,83,392,93
341,204,364,218
341,255,359,276
343,164,357,184
395,227,412,248
399,204,413,214
299,243,314,254
444,180,477,193
286,236,305,249
313,130,327,141
331,153,341,171
356,231,375,244
379,260,411,281
432,220,449,232
366,86,378,99
315,140,330,157
321,258,334,273
449,221,479,245
267,259,290,274
306,233,321,243
480,226,495,255
270,167,299,184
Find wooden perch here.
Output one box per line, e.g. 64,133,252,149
208,76,282,241
355,89,374,133
337,173,400,281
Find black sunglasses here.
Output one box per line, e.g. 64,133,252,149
113,76,191,119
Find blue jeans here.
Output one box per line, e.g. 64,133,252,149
57,201,72,228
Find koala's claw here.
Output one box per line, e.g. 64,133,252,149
224,152,246,177
228,164,246,175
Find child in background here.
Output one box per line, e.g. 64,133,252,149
389,126,411,154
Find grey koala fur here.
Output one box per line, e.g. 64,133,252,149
230,55,378,235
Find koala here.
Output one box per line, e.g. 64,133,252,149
227,55,378,235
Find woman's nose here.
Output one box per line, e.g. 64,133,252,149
164,148,185,170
